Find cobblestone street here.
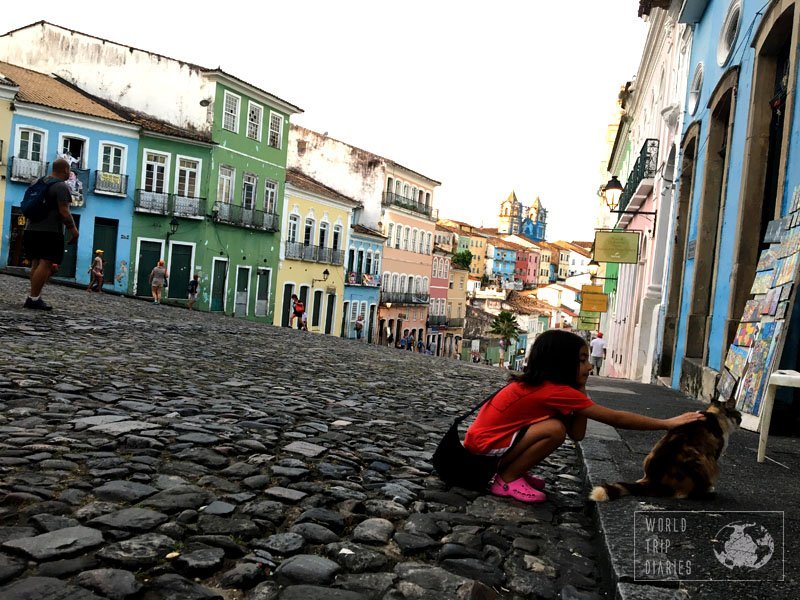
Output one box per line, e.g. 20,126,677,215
0,274,604,600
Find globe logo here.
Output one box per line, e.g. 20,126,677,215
712,521,775,570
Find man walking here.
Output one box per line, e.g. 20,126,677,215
589,332,607,376
23,158,78,310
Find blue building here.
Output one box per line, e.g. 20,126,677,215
488,240,517,281
1,62,138,290
344,223,384,341
664,0,800,429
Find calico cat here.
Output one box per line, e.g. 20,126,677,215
589,399,741,502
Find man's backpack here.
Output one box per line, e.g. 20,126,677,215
21,177,58,222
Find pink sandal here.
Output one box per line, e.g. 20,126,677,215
524,473,546,490
489,475,546,503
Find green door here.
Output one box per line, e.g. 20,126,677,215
59,215,80,278
167,243,192,299
136,241,162,297
92,218,118,287
211,259,227,312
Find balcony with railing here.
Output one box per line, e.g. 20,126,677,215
10,156,48,182
347,271,381,287
213,202,279,232
135,191,208,219
618,138,659,214
94,171,129,196
447,317,465,327
381,192,438,220
381,290,430,305
285,241,344,264
428,315,448,326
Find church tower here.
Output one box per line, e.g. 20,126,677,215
498,191,522,235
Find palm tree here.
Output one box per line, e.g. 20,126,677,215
489,311,523,368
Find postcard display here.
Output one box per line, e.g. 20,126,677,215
717,186,800,432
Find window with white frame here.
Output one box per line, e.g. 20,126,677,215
288,214,300,243
264,179,277,213
304,218,315,246
177,158,200,197
332,225,342,250
429,298,436,315
268,113,283,148
387,223,394,244
426,233,432,254
404,227,411,250
218,166,234,203
18,129,43,162
383,272,390,290
373,252,381,274
411,230,418,253
391,273,398,291
443,260,449,279
399,275,407,293
247,102,263,140
319,222,329,248
242,173,257,209
101,144,124,174
407,276,414,293
423,276,429,292
144,152,168,193
60,136,86,168
394,227,402,249
223,91,240,132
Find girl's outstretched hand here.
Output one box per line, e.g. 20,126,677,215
664,411,706,430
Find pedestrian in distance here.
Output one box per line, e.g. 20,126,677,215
22,158,78,310
289,295,305,330
354,314,364,339
463,329,705,503
187,274,200,310
87,249,105,293
589,332,607,376
148,260,168,304
417,338,425,353
398,335,407,350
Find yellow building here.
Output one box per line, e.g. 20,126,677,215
445,265,469,358
0,73,19,259
274,169,360,333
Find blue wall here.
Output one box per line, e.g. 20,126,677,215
344,231,382,336
672,0,763,386
3,114,138,291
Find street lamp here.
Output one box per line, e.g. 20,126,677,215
587,260,600,278
166,216,179,241
311,268,330,286
602,176,624,211
601,175,657,226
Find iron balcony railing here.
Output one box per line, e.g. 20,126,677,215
447,317,465,327
347,271,381,287
285,242,344,264
213,202,279,232
381,290,430,305
94,171,129,195
381,191,438,220
10,156,48,182
428,315,448,326
618,138,659,213
135,191,207,219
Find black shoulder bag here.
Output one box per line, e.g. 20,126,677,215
432,389,503,491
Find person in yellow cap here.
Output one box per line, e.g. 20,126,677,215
87,249,105,293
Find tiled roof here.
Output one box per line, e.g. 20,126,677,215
351,223,386,239
559,305,579,318
0,61,128,123
639,0,672,17
435,223,461,235
504,292,552,315
0,74,16,88
286,168,361,207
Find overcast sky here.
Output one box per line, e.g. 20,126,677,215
4,1,647,242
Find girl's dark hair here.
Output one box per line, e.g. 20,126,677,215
510,329,587,387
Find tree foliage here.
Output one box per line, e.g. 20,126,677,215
489,310,524,351
452,249,473,270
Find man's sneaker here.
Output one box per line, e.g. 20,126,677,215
23,297,53,311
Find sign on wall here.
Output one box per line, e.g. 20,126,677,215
593,230,641,264
581,293,609,313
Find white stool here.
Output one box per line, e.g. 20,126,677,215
757,369,800,462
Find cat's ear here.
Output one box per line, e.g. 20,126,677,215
722,396,737,410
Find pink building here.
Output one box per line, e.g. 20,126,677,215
429,246,451,354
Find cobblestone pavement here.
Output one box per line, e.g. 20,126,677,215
0,274,604,600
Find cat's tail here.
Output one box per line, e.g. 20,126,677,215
589,480,666,501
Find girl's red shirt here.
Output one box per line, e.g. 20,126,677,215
464,381,593,453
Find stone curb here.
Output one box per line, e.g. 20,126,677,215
578,434,687,600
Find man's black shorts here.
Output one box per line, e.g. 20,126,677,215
23,230,65,265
